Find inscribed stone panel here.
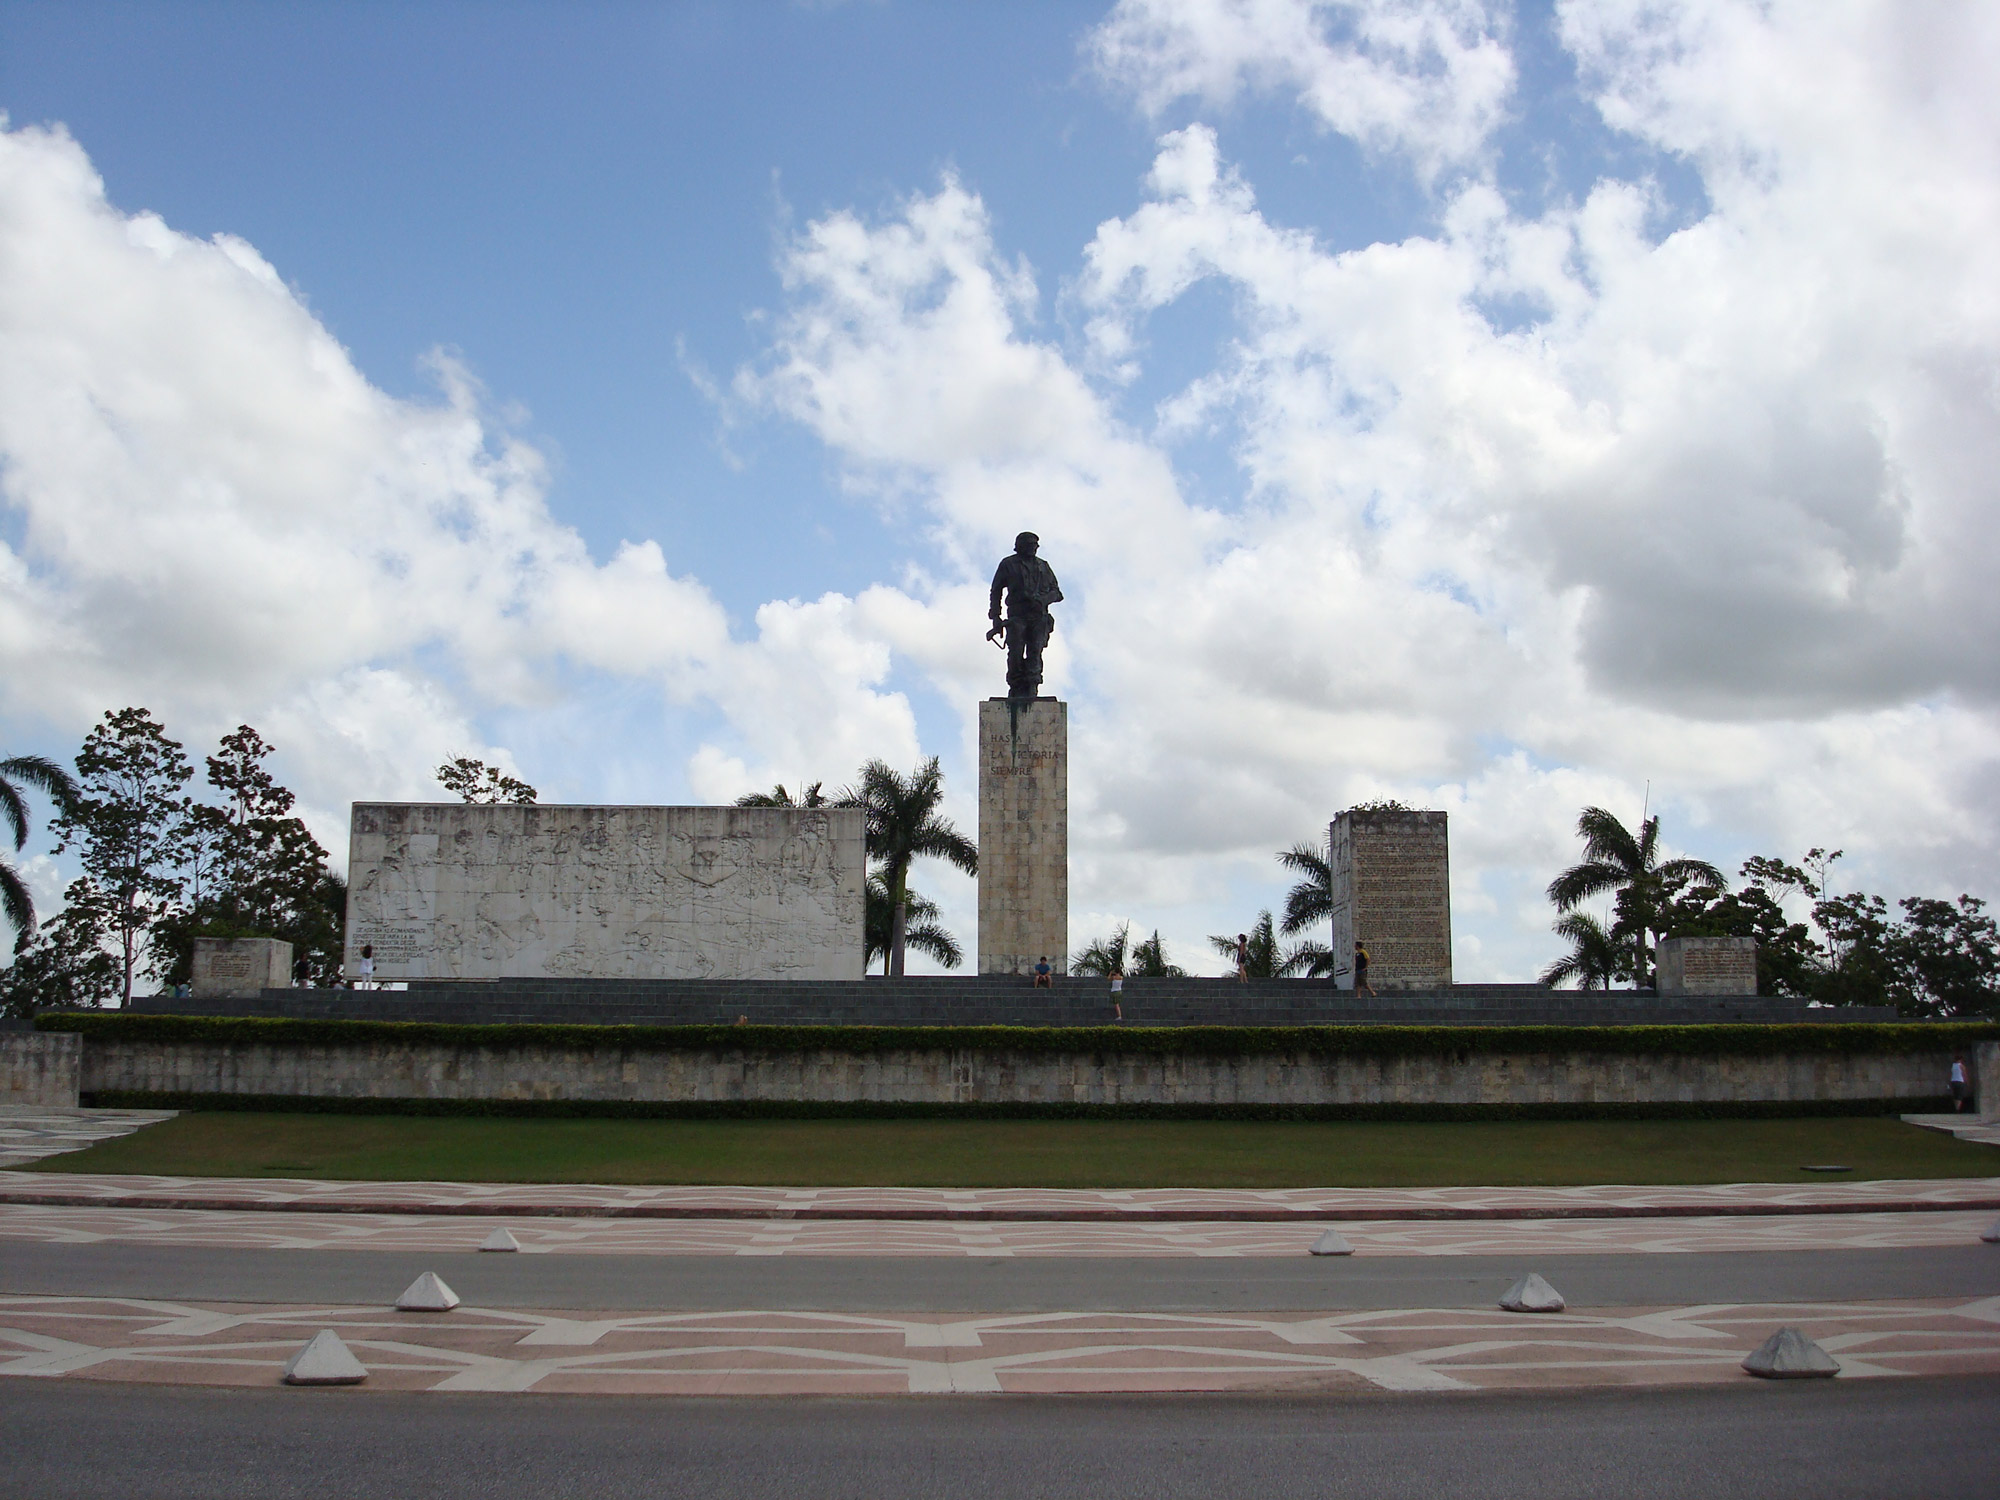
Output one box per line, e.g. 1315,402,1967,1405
344,804,864,981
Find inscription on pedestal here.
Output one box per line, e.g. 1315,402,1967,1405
978,698,1067,976
191,937,294,996
1329,810,1452,992
1656,936,1757,996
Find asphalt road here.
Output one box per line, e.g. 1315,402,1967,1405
5,1376,1999,1499
4,1239,1996,1310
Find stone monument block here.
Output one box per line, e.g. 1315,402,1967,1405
1656,936,1757,996
1329,809,1452,991
191,937,294,996
345,804,865,981
978,697,1067,976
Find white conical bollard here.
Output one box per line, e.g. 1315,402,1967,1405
1981,1218,2000,1244
1499,1272,1566,1313
283,1329,368,1385
1309,1228,1356,1256
395,1271,461,1312
1742,1326,1839,1379
480,1227,523,1253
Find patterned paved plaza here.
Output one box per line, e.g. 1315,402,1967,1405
5,1292,1999,1394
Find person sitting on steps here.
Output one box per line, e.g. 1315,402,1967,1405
1033,956,1053,988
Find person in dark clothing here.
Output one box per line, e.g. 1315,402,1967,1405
1033,956,1053,989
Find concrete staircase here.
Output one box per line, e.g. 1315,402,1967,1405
128,976,1893,1029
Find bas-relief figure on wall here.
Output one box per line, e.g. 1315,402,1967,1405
346,804,865,982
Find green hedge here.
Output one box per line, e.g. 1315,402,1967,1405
37,1009,1998,1058
77,1089,1958,1122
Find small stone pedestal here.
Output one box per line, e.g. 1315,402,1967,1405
978,697,1067,976
1656,936,1757,996
191,937,293,996
1329,809,1452,991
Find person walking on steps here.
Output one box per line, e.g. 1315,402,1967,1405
1950,1054,1971,1113
1234,933,1249,983
1109,965,1125,1023
1353,941,1374,997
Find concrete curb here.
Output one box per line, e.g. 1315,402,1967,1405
4,1187,1999,1222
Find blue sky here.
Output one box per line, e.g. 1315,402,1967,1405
1,0,1995,979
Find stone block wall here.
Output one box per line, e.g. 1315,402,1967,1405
2,1032,80,1107
77,1034,1953,1112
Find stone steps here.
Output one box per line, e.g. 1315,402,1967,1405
127,980,1892,1029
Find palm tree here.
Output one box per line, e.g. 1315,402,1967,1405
1,755,80,946
1278,840,1330,935
1072,922,1132,977
864,874,961,973
1547,807,1724,990
1128,929,1187,977
1539,911,1621,990
1211,907,1337,979
843,757,977,976
734,782,829,808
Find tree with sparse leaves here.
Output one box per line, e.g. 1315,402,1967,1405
51,709,195,1005
436,756,537,804
1129,929,1186,977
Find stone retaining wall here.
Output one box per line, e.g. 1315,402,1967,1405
79,1035,1956,1110
2,1032,80,1107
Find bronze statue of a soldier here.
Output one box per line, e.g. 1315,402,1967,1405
986,531,1063,699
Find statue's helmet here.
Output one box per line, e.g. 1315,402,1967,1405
1014,531,1040,552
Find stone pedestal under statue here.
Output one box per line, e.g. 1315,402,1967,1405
978,697,1067,976
1329,808,1452,991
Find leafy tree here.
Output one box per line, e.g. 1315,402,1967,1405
1539,911,1620,990
0,878,119,1018
1,753,79,946
734,782,829,808
51,709,194,1004
1128,928,1186,977
863,874,961,973
1547,807,1724,990
1072,922,1133,977
152,727,345,989
437,756,537,804
1883,896,1998,1018
843,757,977,976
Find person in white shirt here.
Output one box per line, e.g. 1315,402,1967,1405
1950,1055,1971,1113
354,944,375,991
1109,967,1124,1024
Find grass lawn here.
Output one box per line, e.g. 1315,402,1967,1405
30,1112,2000,1188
